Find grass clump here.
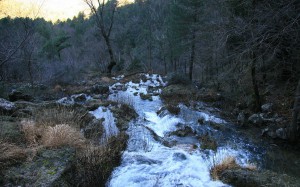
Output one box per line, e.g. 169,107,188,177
33,105,84,129
210,156,257,180
42,124,85,148
0,140,27,169
69,132,128,186
210,156,239,180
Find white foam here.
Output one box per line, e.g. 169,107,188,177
144,112,183,137
90,106,119,139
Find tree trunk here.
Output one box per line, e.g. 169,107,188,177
289,80,300,141
104,35,116,75
251,52,261,112
189,31,196,80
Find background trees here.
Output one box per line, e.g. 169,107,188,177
0,0,299,118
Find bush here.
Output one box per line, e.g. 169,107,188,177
166,73,192,86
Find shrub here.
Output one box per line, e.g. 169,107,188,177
166,73,192,86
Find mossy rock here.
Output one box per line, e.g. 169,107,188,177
161,84,197,104
198,134,217,151
0,116,24,144
140,93,153,101
166,104,180,115
170,126,195,137
220,168,300,187
3,147,75,187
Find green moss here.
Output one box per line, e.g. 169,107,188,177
199,135,218,151
0,117,24,143
140,93,153,101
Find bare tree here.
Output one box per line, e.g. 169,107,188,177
84,0,117,75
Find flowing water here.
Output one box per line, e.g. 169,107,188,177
92,74,265,187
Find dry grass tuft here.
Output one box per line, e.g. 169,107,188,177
21,119,86,148
70,132,128,186
210,156,258,180
33,106,84,128
245,163,257,171
42,124,85,148
20,119,41,146
210,156,240,180
0,140,27,169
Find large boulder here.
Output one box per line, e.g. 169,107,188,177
0,98,16,114
220,168,300,187
8,90,33,102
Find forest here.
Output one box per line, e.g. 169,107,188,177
0,0,300,186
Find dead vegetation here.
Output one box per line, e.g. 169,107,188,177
0,140,27,170
210,156,257,180
67,132,128,186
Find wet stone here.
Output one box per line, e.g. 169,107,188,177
173,152,187,161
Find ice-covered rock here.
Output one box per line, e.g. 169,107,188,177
0,98,16,114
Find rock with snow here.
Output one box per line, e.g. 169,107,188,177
261,103,273,113
91,84,109,94
9,90,33,102
248,114,263,126
0,98,16,114
72,93,88,103
57,94,91,106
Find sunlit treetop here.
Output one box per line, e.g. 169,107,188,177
0,0,134,22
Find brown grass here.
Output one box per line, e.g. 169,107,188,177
21,119,86,148
210,156,257,180
0,140,27,169
210,156,240,180
33,106,84,128
20,119,41,146
70,132,129,186
42,124,85,148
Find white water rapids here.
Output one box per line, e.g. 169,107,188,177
92,74,256,187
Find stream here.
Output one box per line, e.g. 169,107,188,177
92,74,266,187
